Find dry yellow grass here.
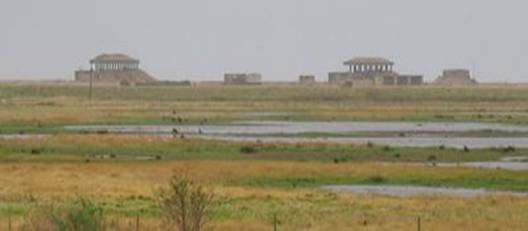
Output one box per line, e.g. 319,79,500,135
0,161,527,230
1,96,527,125
0,159,525,198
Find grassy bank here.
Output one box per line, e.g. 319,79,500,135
1,84,528,129
0,135,527,192
0,134,523,162
3,84,528,102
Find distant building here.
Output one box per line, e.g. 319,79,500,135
328,57,423,86
75,54,156,84
299,75,316,85
434,69,477,85
224,73,262,85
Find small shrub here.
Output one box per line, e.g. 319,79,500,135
30,148,42,155
156,174,214,231
382,146,392,152
366,175,386,184
54,199,103,231
288,178,316,188
427,155,437,162
240,146,258,154
333,157,347,164
366,142,374,148
23,198,103,231
503,146,516,153
23,204,57,231
95,130,108,135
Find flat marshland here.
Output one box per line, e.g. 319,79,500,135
2,84,528,127
1,83,528,230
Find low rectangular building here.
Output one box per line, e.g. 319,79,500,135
299,75,316,84
434,69,477,85
224,73,262,85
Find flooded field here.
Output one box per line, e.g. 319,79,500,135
323,185,528,198
204,136,528,149
65,121,528,149
439,156,528,171
461,161,528,171
66,121,528,134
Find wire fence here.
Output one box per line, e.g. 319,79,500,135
0,214,427,231
0,215,162,231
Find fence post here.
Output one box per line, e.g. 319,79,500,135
100,209,105,231
136,213,140,231
417,217,421,231
8,215,11,231
273,213,278,231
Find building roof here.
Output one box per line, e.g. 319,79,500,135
443,69,470,73
343,57,394,66
91,54,139,63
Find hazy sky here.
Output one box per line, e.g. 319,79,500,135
1,0,527,82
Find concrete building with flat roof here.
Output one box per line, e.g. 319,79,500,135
434,69,477,85
299,75,316,85
224,73,262,85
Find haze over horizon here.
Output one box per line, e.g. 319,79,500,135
1,0,527,82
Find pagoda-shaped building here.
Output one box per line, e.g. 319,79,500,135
75,54,156,84
329,57,423,86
